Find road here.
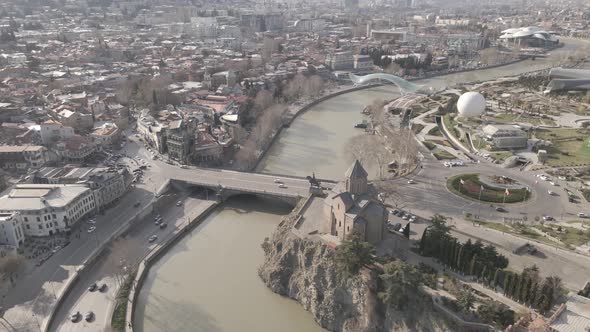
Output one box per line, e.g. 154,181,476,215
389,146,590,224
380,144,590,291
0,132,168,332
49,191,214,332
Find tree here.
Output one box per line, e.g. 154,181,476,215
402,222,410,238
520,277,531,303
492,268,501,287
477,301,515,328
334,232,376,277
419,228,428,254
378,260,422,309
503,272,512,294
0,255,25,284
469,254,477,275
457,290,475,313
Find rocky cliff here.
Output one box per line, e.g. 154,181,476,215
259,215,450,332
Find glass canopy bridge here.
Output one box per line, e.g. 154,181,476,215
349,73,440,96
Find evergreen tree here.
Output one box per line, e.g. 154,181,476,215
419,228,428,254
334,232,376,278
492,268,501,287
528,282,539,307
455,244,464,272
152,90,158,105
520,277,531,303
503,273,512,295
511,274,521,299
402,222,410,239
469,254,477,276
480,265,488,284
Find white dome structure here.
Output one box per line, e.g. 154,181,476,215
457,92,486,117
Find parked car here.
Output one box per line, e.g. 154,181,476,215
548,190,556,196
85,311,94,322
543,215,554,221
175,201,182,207
180,165,188,169
154,219,162,226
495,207,507,212
407,179,416,184
99,283,107,292
278,183,287,189
159,223,167,229
70,311,81,323
578,212,587,218
274,178,283,183
88,283,97,292
134,202,141,208
87,226,96,233
148,235,158,243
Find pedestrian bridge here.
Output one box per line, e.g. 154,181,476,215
165,167,336,202
349,73,434,95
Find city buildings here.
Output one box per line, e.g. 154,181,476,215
482,124,528,150
0,145,49,172
0,184,96,237
0,212,25,248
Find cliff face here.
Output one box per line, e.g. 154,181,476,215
259,216,450,332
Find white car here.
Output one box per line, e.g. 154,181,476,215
148,235,158,243
180,165,188,169
175,201,182,206
548,190,555,196
578,212,587,218
87,226,96,233
274,178,283,183
407,179,416,184
278,183,287,189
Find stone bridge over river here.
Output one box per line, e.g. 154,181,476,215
163,166,336,203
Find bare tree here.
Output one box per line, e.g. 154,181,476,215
104,238,143,287
254,90,273,112
374,181,407,209
0,255,25,285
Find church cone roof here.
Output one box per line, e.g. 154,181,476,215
345,160,368,179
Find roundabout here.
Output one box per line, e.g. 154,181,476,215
447,174,531,204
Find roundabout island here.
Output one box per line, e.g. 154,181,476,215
447,174,531,204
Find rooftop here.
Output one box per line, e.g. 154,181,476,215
0,184,91,211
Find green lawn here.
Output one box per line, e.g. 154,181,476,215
447,174,530,203
443,114,460,138
423,140,437,150
428,126,443,136
492,112,556,126
534,224,590,247
490,151,514,162
433,149,456,160
535,128,590,166
111,271,137,332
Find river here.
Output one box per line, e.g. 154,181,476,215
134,196,325,332
135,38,590,332
257,38,590,178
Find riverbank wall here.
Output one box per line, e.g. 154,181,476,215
125,200,219,332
